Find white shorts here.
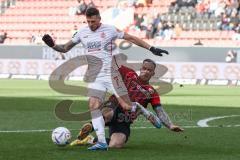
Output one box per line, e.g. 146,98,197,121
87,69,128,102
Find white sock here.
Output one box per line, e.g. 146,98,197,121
91,109,106,144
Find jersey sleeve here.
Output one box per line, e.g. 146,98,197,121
112,26,124,39
118,65,136,79
150,89,161,107
71,30,81,44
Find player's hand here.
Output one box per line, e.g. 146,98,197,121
149,46,169,56
42,34,55,47
169,124,184,132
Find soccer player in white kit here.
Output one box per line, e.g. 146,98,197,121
42,7,169,150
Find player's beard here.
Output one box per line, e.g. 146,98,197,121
90,23,101,31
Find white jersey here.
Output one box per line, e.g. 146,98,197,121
72,24,124,78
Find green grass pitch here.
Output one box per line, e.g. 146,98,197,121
0,79,240,160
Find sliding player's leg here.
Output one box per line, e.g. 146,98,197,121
90,112,131,149
70,100,116,146
77,122,94,140
108,120,130,148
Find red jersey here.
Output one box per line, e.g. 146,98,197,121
109,65,161,109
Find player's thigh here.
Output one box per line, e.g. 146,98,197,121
109,133,126,148
101,107,114,123
108,120,130,148
88,97,102,110
87,81,106,109
116,94,132,110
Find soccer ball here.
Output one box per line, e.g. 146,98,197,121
51,127,71,146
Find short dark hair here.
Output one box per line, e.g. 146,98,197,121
143,59,156,69
86,7,100,17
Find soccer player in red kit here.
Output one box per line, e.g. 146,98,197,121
71,59,183,148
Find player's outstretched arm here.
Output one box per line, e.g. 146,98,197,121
147,113,162,129
123,33,169,56
42,34,76,53
153,105,184,132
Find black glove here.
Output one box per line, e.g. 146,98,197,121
149,46,169,56
42,34,55,47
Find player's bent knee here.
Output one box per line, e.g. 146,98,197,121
110,144,124,148
109,133,126,148
109,141,125,148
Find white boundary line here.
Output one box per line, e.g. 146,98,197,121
132,124,240,129
1,124,240,133
197,115,240,127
